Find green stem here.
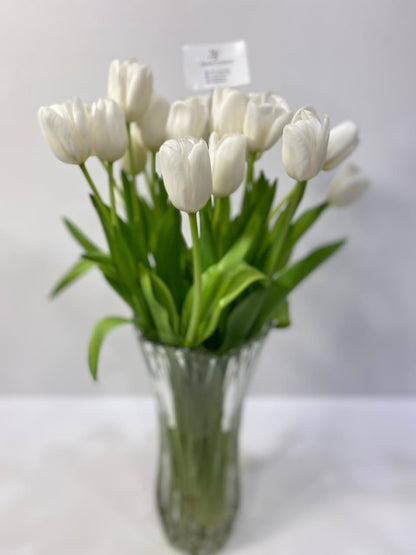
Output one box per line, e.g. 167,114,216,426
245,151,256,190
100,158,123,197
265,180,307,275
107,162,117,226
151,151,157,184
270,181,307,219
126,123,141,227
126,123,136,177
79,163,106,212
185,213,202,347
213,197,229,258
149,151,158,208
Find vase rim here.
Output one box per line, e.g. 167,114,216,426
137,327,270,360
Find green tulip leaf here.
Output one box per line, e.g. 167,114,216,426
50,259,96,298
120,171,150,261
155,206,188,308
276,202,328,270
252,239,346,334
82,252,113,267
63,218,100,252
139,265,179,344
230,172,277,252
272,299,291,328
182,260,268,346
88,316,131,380
220,286,268,352
263,181,306,275
199,207,217,270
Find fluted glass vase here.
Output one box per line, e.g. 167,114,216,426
139,333,267,554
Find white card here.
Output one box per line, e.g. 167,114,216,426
182,40,250,91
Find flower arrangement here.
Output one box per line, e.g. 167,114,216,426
39,58,369,379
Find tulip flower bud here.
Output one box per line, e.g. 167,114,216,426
211,88,248,135
108,58,153,123
166,97,209,140
139,93,170,152
38,97,92,164
198,93,212,138
327,164,370,207
209,132,246,197
282,106,330,182
159,137,212,213
243,92,292,153
121,123,147,175
90,98,128,162
324,121,359,170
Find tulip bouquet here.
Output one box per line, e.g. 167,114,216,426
39,58,369,379
39,58,369,552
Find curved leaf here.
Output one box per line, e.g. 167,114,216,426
220,287,267,352
155,206,188,307
199,207,217,271
276,202,328,269
273,299,291,328
50,259,95,298
88,316,131,380
263,181,306,275
63,218,100,252
252,239,346,334
182,261,268,346
139,266,179,344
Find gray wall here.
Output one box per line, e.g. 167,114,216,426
1,0,415,395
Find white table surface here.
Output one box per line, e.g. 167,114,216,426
0,397,415,555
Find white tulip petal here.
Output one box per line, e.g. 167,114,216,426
160,137,212,213
242,92,291,153
292,106,319,123
166,97,209,140
264,111,293,151
282,124,314,181
330,176,369,206
107,58,153,123
38,98,93,164
140,93,170,151
324,121,359,170
327,164,370,206
188,140,213,212
282,106,329,181
219,90,248,135
211,134,246,197
91,98,128,162
314,114,330,175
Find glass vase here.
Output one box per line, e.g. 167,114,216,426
139,333,267,555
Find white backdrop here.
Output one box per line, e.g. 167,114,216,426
0,0,415,395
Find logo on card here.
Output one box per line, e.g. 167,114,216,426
182,40,250,91
208,49,219,61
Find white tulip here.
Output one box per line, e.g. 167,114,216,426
327,164,370,207
197,93,212,138
139,93,170,151
159,137,212,213
324,121,359,170
38,97,92,164
166,97,209,140
243,92,292,153
90,98,128,162
209,132,246,197
282,107,330,181
211,88,248,135
108,58,153,122
121,123,147,175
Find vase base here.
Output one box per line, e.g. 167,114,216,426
160,508,236,554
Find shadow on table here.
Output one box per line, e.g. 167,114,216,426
229,427,355,551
